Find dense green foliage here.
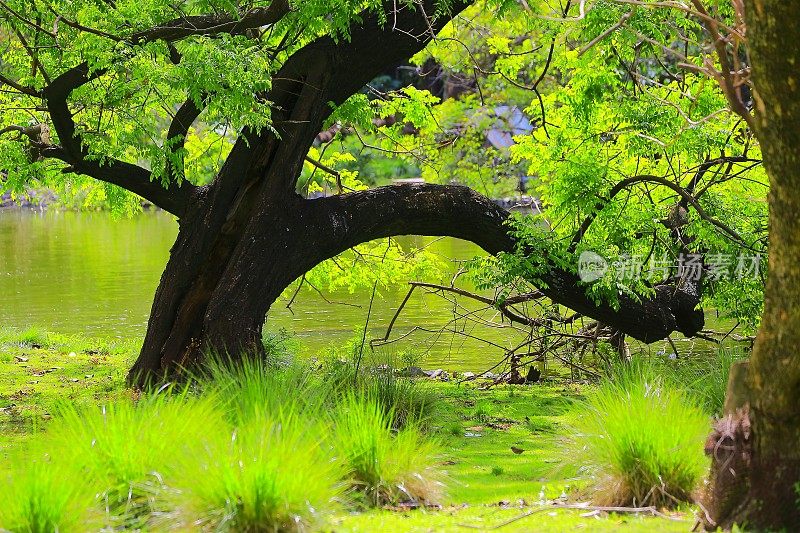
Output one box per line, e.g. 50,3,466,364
306,1,767,329
459,3,763,328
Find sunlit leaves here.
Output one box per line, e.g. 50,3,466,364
290,238,447,296
0,0,446,211
377,86,440,129
326,93,374,130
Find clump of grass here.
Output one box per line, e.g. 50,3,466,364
0,457,98,532
471,400,492,424
398,348,423,370
564,361,710,507
332,395,443,507
168,413,344,532
659,349,746,416
360,371,439,429
491,466,504,476
44,389,221,528
446,421,463,437
193,356,445,511
196,356,327,425
308,351,439,430
0,325,49,347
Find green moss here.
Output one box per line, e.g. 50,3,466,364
333,505,692,532
0,328,136,451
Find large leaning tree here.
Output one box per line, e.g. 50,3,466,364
0,0,709,381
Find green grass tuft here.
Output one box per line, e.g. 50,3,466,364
168,412,345,532
471,400,492,424
0,325,49,347
359,370,439,430
43,389,222,528
564,360,710,507
196,355,328,425
332,394,443,507
0,454,98,532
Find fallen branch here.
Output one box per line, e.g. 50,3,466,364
458,502,690,530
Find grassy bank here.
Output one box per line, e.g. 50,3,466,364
0,327,705,531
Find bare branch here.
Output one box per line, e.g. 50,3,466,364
0,73,40,96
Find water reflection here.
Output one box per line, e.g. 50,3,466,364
0,209,731,371
0,209,530,369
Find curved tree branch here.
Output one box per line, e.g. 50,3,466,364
38,65,196,216
0,72,40,96
312,183,704,343
39,145,191,215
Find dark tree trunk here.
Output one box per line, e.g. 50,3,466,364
128,0,705,385
129,0,475,381
702,1,800,529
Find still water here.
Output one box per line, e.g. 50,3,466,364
0,209,537,371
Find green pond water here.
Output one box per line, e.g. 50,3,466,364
0,209,720,371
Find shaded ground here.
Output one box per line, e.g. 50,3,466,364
0,328,695,531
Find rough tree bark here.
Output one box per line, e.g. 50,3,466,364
124,0,706,383
702,1,800,529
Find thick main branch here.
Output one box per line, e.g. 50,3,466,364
313,184,704,343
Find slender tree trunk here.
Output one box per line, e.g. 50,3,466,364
703,1,800,529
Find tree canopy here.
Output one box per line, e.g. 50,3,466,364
0,0,767,335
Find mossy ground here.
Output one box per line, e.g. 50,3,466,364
0,327,134,450
0,328,695,531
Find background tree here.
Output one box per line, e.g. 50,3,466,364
700,0,800,529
